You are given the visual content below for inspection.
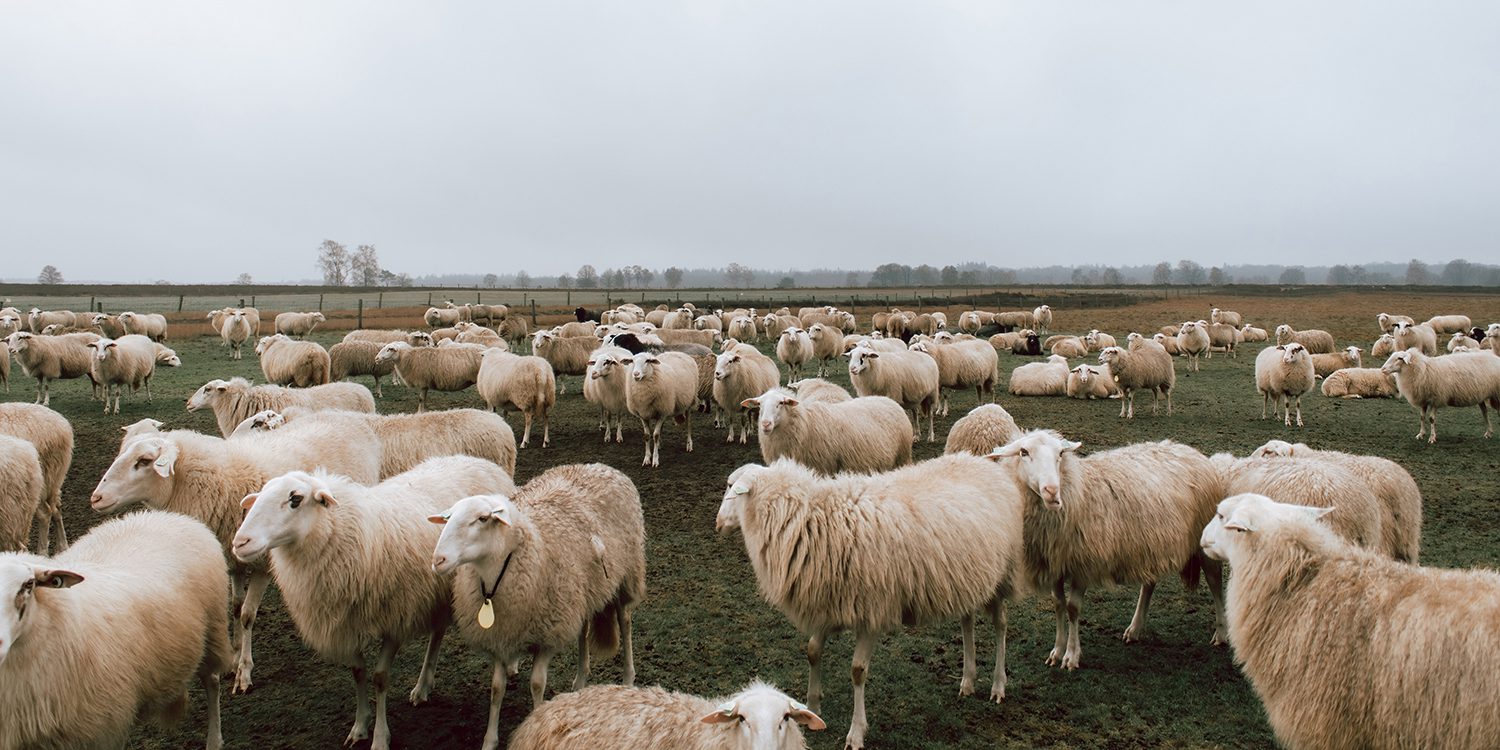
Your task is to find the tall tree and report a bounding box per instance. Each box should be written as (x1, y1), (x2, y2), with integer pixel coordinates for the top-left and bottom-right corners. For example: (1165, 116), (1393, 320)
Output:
(724, 263), (754, 288)
(482, 273), (499, 288)
(1208, 266), (1227, 285)
(912, 264), (938, 285)
(663, 266), (684, 288)
(557, 273), (573, 289)
(1278, 267), (1306, 284)
(576, 264), (598, 288)
(317, 240), (349, 286)
(1326, 264), (1354, 284)
(1405, 259), (1431, 285)
(636, 266), (655, 287)
(940, 265), (959, 285)
(845, 270), (863, 286)
(350, 245), (381, 286)
(1101, 267), (1123, 285)
(1441, 258), (1474, 285)
(37, 265), (63, 284)
(1175, 260), (1206, 285)
(514, 270), (531, 288)
(235, 272), (253, 285)
(1151, 262), (1173, 285)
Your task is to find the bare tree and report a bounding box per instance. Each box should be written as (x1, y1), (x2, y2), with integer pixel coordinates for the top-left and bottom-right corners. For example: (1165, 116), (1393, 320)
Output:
(317, 240), (350, 286)
(515, 270), (531, 288)
(483, 273), (499, 288)
(557, 273), (573, 289)
(663, 266), (684, 288)
(724, 262), (755, 288)
(235, 272), (254, 285)
(350, 245), (381, 286)
(37, 265), (64, 284)
(576, 264), (598, 288)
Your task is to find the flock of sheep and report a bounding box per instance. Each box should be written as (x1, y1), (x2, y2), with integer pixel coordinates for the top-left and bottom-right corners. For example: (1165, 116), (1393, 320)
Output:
(1, 296), (1499, 750)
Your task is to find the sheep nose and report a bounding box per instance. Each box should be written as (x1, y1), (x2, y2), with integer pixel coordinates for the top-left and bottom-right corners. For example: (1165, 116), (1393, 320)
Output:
(431, 555), (447, 572)
(1041, 484), (1059, 500)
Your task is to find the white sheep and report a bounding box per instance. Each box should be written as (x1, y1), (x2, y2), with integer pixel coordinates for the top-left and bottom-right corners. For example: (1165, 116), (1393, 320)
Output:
(1199, 493), (1500, 750)
(1392, 320), (1439, 356)
(1255, 342), (1316, 427)
(1209, 307), (1242, 327)
(1448, 331), (1483, 352)
(0, 403), (72, 554)
(0, 436), (43, 552)
(268, 406), (518, 478)
(986, 430), (1226, 668)
(532, 330), (596, 393)
(221, 310), (253, 359)
(1371, 332), (1397, 359)
(1204, 322), (1238, 357)
(1274, 324), (1336, 354)
(0, 512), (231, 750)
(942, 403), (1022, 457)
(694, 314), (724, 333)
(4, 331), (95, 405)
(847, 345), (941, 442)
(477, 349), (556, 448)
(343, 328), (433, 347)
(256, 334), (331, 387)
(233, 457), (515, 750)
(1175, 321), (1210, 371)
(1048, 336), (1089, 359)
(26, 308), (73, 333)
(714, 348), (781, 444)
(716, 456), (1025, 749)
(1239, 324), (1267, 342)
(455, 322), (510, 349)
(1098, 345), (1176, 418)
(86, 334), (159, 414)
(1309, 345), (1362, 378)
(187, 376), (376, 438)
(1214, 452), (1396, 558)
(626, 351), (699, 467)
(1007, 354), (1069, 397)
(1032, 304), (1053, 334)
(376, 341), (483, 411)
(1484, 323), (1499, 353)
(1065, 364), (1119, 400)
(1083, 330), (1116, 352)
(584, 346), (633, 443)
(726, 315), (758, 342)
(1380, 349), (1500, 442)
(805, 323), (844, 378)
(775, 327), (814, 380)
(1424, 313), (1472, 334)
(1377, 312), (1414, 333)
(328, 340), (399, 397)
(508, 681), (826, 750)
(1320, 367), (1399, 398)
(424, 306), (464, 327)
(909, 338), (999, 416)
(1151, 332), (1181, 355)
(994, 309), (1035, 330)
(556, 321), (597, 338)
(429, 463), (647, 750)
(743, 388), (911, 474)
(117, 311), (169, 341)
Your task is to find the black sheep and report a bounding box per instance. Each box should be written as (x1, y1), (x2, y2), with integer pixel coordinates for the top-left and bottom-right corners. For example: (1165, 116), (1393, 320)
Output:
(575, 306), (602, 323)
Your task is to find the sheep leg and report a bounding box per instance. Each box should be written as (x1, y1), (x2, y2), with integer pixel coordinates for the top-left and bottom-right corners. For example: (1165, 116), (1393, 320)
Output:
(617, 601), (635, 686)
(1164, 386), (1173, 415)
(370, 637), (399, 750)
(988, 598), (1008, 703)
(573, 625), (591, 691)
(845, 631), (877, 750)
(199, 658), (224, 750)
(959, 613), (977, 696)
(1046, 578), (1068, 666)
(520, 412), (532, 449)
(1261, 389), (1270, 419)
(613, 415), (624, 444)
(1482, 401), (1494, 439)
(1293, 395), (1304, 427)
(639, 418), (652, 466)
(530, 646), (555, 707)
(1426, 406), (1438, 444)
(1204, 558), (1228, 646)
(806, 630), (828, 712)
(542, 409), (551, 448)
(1122, 582), (1155, 642)
(1062, 583), (1085, 669)
(232, 570), (271, 694)
(683, 410), (693, 453)
(409, 623), (447, 705)
(343, 652), (372, 746)
(46, 502), (67, 554)
(481, 659), (508, 750)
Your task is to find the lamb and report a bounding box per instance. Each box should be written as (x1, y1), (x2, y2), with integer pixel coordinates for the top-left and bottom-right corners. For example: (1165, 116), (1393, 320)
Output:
(1391, 321), (1439, 356)
(428, 464), (647, 750)
(508, 681), (825, 750)
(1377, 312), (1414, 333)
(269, 407), (517, 478)
(625, 351), (699, 467)
(805, 323), (844, 377)
(1098, 345), (1175, 418)
(1198, 493), (1500, 750)
(1032, 304), (1053, 334)
(1209, 307), (1242, 327)
(1255, 343), (1316, 427)
(1239, 324), (1267, 342)
(256, 334), (331, 387)
(187, 376), (376, 437)
(715, 456), (1025, 749)
(1371, 333), (1397, 358)
(425, 306), (464, 327)
(584, 347), (633, 444)
(0, 436), (42, 552)
(477, 349), (556, 448)
(0, 403), (74, 554)
(375, 341), (483, 411)
(0, 512), (231, 750)
(1204, 322), (1238, 357)
(1007, 354), (1069, 397)
(4, 331), (95, 405)
(776, 327), (814, 380)
(273, 311), (325, 338)
(233, 457), (515, 750)
(1424, 314), (1473, 334)
(88, 334), (160, 414)
(1448, 331), (1483, 352)
(847, 344), (941, 441)
(943, 403), (1022, 457)
(532, 330), (596, 393)
(909, 337), (998, 416)
(1309, 345), (1363, 378)
(1175, 321), (1211, 371)
(1320, 367), (1399, 398)
(1274, 323), (1336, 354)
(743, 388), (911, 474)
(117, 311), (169, 341)
(714, 348), (781, 444)
(1065, 364), (1118, 400)
(986, 430), (1226, 668)
(1048, 336), (1089, 358)
(1380, 349), (1500, 443)
(90, 419), (381, 694)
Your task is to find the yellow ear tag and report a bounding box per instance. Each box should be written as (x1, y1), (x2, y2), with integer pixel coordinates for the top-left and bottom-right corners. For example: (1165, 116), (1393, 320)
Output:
(478, 599), (495, 629)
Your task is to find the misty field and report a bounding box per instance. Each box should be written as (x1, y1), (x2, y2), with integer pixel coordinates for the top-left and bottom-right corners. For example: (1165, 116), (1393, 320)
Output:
(6, 289), (1498, 749)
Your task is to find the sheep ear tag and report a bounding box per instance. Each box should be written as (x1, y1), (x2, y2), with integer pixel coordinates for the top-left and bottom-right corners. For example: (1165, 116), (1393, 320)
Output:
(477, 600), (495, 629)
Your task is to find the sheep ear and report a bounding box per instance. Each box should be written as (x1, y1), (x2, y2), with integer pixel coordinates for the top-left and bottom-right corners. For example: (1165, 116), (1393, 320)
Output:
(35, 569), (84, 589)
(1060, 439), (1082, 453)
(486, 507), (511, 526)
(314, 488), (338, 507)
(782, 398), (799, 407)
(1223, 518), (1255, 533)
(152, 442), (179, 477)
(240, 493), (259, 509)
(427, 512), (451, 525)
(730, 481), (751, 495)
(740, 397), (760, 409)
(1298, 505), (1335, 522)
(865, 351), (880, 358)
(700, 701), (738, 724)
(985, 444), (1021, 460)
(789, 701), (827, 730)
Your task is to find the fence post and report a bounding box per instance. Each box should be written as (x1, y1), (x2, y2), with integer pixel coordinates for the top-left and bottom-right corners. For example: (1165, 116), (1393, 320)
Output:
(530, 300), (538, 325)
(90, 296), (95, 313)
(427, 292), (432, 307)
(566, 291), (571, 306)
(177, 295), (184, 312)
(251, 295), (256, 307)
(476, 291), (481, 304)
(378, 292), (383, 309)
(318, 294), (324, 311)
(357, 299), (364, 329)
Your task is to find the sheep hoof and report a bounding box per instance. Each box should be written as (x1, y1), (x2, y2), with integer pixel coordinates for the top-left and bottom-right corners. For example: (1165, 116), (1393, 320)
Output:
(1211, 631), (1228, 647)
(344, 726), (369, 746)
(1122, 626), (1146, 643)
(990, 684), (1006, 703)
(958, 679), (974, 697)
(1045, 649), (1061, 666)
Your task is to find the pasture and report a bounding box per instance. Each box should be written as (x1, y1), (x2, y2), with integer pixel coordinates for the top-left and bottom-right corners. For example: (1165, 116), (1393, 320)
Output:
(5, 289), (1499, 749)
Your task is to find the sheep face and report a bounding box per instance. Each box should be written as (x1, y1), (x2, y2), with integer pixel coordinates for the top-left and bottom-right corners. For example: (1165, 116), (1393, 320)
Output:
(5, 332), (32, 352)
(0, 561), (85, 667)
(587, 353), (626, 381)
(428, 495), (515, 575)
(716, 465), (764, 534)
(1201, 493), (1333, 564)
(233, 471), (333, 563)
(89, 339), (117, 361)
(186, 379), (232, 411)
(629, 353), (662, 382)
(1281, 343), (1308, 364)
(714, 352), (743, 381)
(1380, 350), (1415, 375)
(744, 390), (795, 435)
(699, 683), (827, 743)
(1097, 346), (1124, 367)
(1250, 440), (1297, 458)
(1073, 365), (1093, 384)
(375, 342), (409, 364)
(91, 436), (179, 513)
(986, 431), (1080, 509)
(847, 347), (877, 375)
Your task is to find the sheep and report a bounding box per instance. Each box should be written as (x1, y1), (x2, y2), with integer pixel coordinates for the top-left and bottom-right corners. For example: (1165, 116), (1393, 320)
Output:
(255, 334), (331, 387)
(625, 351), (699, 467)
(758, 313), (787, 339)
(0, 436), (42, 552)
(1274, 323), (1336, 354)
(465, 303), (509, 326)
(1199, 493), (1500, 750)
(233, 457), (515, 750)
(477, 349), (556, 448)
(1377, 312), (1414, 333)
(88, 334), (159, 414)
(214, 309), (252, 359)
(943, 403), (1022, 457)
(4, 331), (95, 406)
(0, 403), (73, 554)
(584, 346), (633, 444)
(909, 337), (998, 416)
(1032, 304), (1053, 334)
(90, 418), (381, 695)
(1082, 330), (1116, 352)
(326, 340), (397, 397)
(425, 306), (464, 327)
(1254, 342), (1316, 427)
(0, 313), (24, 338)
(455, 322), (510, 348)
(573, 305), (603, 323)
(1448, 331), (1482, 352)
(376, 341), (483, 411)
(1424, 314), (1472, 334)
(1175, 321), (1211, 371)
(1249, 439), (1422, 562)
(1391, 320), (1439, 356)
(1486, 324), (1500, 354)
(497, 316), (532, 351)
(271, 407), (518, 478)
(532, 330), (596, 393)
(656, 328), (720, 349)
(1239, 324), (1267, 342)
(508, 681), (825, 750)
(1380, 349), (1500, 443)
(1007, 354), (1069, 397)
(726, 315), (758, 342)
(788, 377), (852, 403)
(994, 309), (1035, 330)
(847, 344), (941, 441)
(743, 388), (911, 474)
(662, 308), (695, 330)
(986, 430), (1225, 668)
(187, 375), (376, 436)
(1048, 336), (1089, 358)
(272, 310), (324, 338)
(1208, 307), (1242, 327)
(116, 311), (169, 341)
(1213, 451), (1394, 558)
(1320, 367), (1399, 398)
(1150, 332), (1181, 355)
(714, 348), (781, 444)
(1204, 322), (1238, 357)
(715, 456), (1025, 749)
(776, 327), (814, 380)
(1065, 364), (1119, 400)
(428, 463), (647, 750)
(1308, 345), (1362, 378)
(0, 511), (231, 750)
(557, 321), (598, 338)
(343, 328), (431, 346)
(1371, 333), (1397, 359)
(1099, 345), (1176, 418)
(694, 314), (724, 333)
(27, 308), (74, 333)
(805, 323), (844, 377)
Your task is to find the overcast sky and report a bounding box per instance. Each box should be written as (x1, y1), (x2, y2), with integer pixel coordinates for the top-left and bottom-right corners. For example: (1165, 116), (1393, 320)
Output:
(2, 1), (1497, 283)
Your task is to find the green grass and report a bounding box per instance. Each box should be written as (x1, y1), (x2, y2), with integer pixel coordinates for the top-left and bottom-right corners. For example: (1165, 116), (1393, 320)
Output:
(6, 292), (1500, 749)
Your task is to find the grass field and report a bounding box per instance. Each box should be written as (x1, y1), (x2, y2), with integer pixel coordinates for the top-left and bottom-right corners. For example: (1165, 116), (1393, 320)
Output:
(5, 290), (1499, 749)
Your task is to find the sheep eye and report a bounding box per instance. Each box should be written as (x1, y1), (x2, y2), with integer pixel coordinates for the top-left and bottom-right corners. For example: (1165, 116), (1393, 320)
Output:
(135, 457), (151, 469)
(1018, 448), (1029, 458)
(288, 493), (302, 508)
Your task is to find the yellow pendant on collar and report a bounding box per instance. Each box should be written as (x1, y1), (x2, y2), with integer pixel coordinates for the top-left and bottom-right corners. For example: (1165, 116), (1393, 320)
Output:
(478, 599), (495, 629)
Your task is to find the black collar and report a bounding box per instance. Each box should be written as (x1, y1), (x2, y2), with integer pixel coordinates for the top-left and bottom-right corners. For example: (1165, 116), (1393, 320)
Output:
(481, 551), (515, 601)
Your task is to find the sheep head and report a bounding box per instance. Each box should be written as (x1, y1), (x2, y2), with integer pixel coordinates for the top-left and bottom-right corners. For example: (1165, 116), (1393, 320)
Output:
(0, 561), (85, 668)
(699, 682), (826, 740)
(428, 495), (517, 575)
(986, 430), (1080, 510)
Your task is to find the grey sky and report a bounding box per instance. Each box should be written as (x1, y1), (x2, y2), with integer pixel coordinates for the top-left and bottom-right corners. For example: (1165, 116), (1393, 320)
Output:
(3, 1), (1497, 283)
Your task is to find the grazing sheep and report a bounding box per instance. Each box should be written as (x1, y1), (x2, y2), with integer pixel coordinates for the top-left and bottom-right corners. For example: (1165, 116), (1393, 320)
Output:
(1199, 493), (1500, 750)
(1065, 364), (1118, 400)
(1424, 314), (1472, 334)
(532, 330), (596, 394)
(847, 345), (941, 441)
(88, 335), (160, 414)
(255, 334), (331, 387)
(910, 338), (998, 416)
(4, 331), (95, 406)
(943, 403), (1022, 457)
(0, 512), (231, 750)
(376, 341), (483, 411)
(1175, 321), (1210, 371)
(0, 436), (43, 552)
(328, 340), (398, 397)
(1274, 324), (1336, 354)
(1204, 322), (1238, 357)
(626, 351), (699, 467)
(343, 329), (431, 347)
(115, 311), (169, 341)
(429, 464), (647, 750)
(1032, 304), (1053, 334)
(776, 327), (814, 381)
(1448, 331), (1482, 352)
(1309, 345), (1363, 378)
(1239, 324), (1267, 342)
(1209, 307), (1242, 327)
(498, 317), (532, 351)
(805, 323), (844, 378)
(233, 457), (515, 750)
(1380, 349), (1500, 443)
(716, 456), (1025, 749)
(1255, 343), (1316, 427)
(1008, 354), (1069, 397)
(477, 349), (556, 448)
(1391, 321), (1439, 356)
(465, 303), (509, 326)
(1371, 333), (1397, 359)
(1048, 336), (1089, 359)
(744, 388), (911, 474)
(508, 681), (825, 750)
(186, 377), (376, 437)
(986, 431), (1225, 668)
(1377, 312), (1414, 333)
(584, 347), (633, 444)
(1098, 345), (1176, 418)
(425, 306), (464, 327)
(1320, 367), (1399, 398)
(1214, 454), (1393, 559)
(0, 403), (73, 554)
(714, 349), (781, 444)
